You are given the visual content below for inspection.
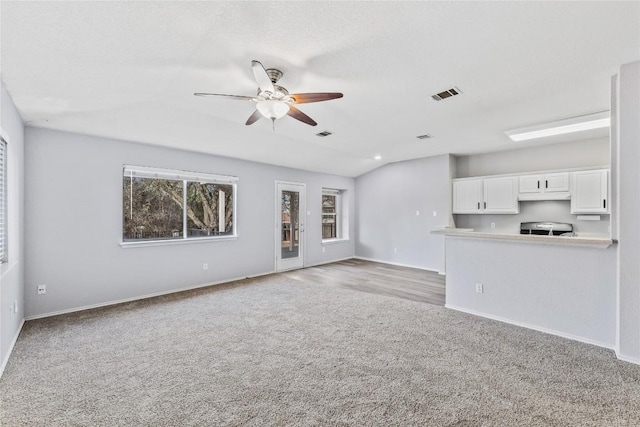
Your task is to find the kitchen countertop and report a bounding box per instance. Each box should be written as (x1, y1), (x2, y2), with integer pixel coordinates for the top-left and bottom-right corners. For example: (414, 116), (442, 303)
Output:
(432, 227), (614, 248)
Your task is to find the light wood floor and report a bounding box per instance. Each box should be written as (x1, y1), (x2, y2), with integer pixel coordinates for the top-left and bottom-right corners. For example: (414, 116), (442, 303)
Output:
(283, 258), (446, 306)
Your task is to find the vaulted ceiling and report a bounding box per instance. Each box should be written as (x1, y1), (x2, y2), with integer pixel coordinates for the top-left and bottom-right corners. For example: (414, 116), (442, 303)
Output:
(1, 1), (639, 177)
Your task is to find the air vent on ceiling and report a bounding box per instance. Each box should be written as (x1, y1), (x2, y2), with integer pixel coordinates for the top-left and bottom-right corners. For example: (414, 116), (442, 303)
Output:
(316, 130), (333, 137)
(431, 86), (462, 101)
(416, 134), (433, 140)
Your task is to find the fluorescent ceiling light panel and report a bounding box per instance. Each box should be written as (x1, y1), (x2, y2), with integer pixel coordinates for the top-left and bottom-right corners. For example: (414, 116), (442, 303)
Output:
(505, 111), (610, 142)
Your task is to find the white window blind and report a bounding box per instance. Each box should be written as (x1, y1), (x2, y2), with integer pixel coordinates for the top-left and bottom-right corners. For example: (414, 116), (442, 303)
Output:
(123, 165), (238, 184)
(0, 138), (7, 263)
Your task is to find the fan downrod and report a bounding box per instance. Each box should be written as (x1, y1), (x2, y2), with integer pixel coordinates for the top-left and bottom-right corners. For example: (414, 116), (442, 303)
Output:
(265, 68), (283, 84)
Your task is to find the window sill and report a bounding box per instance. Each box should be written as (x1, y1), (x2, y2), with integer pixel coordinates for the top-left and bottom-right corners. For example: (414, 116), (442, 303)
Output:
(322, 238), (350, 245)
(120, 235), (237, 249)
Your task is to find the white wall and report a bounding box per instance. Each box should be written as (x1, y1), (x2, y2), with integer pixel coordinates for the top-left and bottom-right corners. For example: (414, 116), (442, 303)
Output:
(615, 61), (640, 363)
(0, 81), (25, 373)
(456, 137), (610, 178)
(355, 154), (454, 272)
(446, 237), (617, 348)
(24, 127), (355, 318)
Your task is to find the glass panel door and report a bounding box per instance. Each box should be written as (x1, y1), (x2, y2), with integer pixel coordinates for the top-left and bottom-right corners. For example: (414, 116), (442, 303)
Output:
(276, 182), (305, 271)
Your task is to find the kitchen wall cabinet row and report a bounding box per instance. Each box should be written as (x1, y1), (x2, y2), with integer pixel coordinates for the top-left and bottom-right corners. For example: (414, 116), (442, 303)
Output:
(452, 168), (609, 215)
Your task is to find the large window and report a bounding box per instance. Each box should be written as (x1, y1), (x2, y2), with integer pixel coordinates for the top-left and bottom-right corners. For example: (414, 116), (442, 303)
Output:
(123, 166), (237, 243)
(0, 138), (7, 263)
(322, 189), (341, 240)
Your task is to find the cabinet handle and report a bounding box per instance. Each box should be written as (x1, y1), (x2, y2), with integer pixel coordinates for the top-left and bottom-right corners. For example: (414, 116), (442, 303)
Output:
(603, 199), (606, 209)
(537, 181), (540, 189)
(545, 180), (548, 189)
(484, 201), (487, 209)
(477, 202), (480, 210)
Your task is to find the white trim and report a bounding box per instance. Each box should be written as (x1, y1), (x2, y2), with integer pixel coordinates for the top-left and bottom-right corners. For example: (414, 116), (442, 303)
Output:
(354, 256), (441, 273)
(445, 304), (615, 351)
(321, 238), (350, 245)
(303, 256), (355, 268)
(614, 351), (640, 365)
(25, 270), (275, 321)
(0, 318), (24, 379)
(123, 165), (238, 183)
(120, 235), (237, 248)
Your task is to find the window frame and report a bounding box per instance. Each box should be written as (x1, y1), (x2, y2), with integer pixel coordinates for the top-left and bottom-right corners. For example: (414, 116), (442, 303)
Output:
(121, 165), (238, 248)
(321, 188), (342, 242)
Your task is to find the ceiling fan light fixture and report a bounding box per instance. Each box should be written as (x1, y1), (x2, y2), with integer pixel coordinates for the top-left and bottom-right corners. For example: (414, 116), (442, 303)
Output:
(256, 100), (290, 120)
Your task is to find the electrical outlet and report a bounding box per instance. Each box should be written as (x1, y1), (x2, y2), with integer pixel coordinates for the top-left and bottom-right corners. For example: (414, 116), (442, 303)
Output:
(433, 211), (437, 217)
(393, 248), (398, 254)
(322, 247), (325, 253)
(203, 263), (208, 271)
(416, 210), (420, 216)
(491, 222), (496, 229)
(37, 285), (46, 295)
(475, 283), (483, 293)
(13, 301), (18, 315)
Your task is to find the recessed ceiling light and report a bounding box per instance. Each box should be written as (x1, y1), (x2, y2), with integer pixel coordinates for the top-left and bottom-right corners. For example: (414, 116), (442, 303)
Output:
(505, 111), (610, 142)
(374, 155), (382, 161)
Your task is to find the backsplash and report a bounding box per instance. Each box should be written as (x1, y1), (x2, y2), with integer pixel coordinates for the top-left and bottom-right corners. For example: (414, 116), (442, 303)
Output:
(454, 200), (610, 235)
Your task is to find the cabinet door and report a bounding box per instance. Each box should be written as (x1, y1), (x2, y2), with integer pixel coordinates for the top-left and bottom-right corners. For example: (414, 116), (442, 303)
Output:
(452, 179), (483, 214)
(484, 176), (519, 214)
(571, 170), (608, 214)
(519, 175), (542, 193)
(544, 172), (570, 192)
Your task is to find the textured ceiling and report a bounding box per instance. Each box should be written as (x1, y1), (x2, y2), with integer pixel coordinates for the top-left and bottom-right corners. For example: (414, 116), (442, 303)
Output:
(1, 1), (639, 177)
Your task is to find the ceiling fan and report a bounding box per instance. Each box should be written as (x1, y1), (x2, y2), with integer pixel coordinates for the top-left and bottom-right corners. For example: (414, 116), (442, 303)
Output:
(195, 60), (343, 129)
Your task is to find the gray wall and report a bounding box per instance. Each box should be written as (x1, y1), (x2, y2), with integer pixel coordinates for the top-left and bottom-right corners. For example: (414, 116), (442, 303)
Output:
(0, 81), (25, 372)
(456, 137), (610, 178)
(446, 237), (616, 348)
(24, 127), (355, 318)
(616, 61), (640, 363)
(454, 138), (611, 235)
(355, 154), (454, 273)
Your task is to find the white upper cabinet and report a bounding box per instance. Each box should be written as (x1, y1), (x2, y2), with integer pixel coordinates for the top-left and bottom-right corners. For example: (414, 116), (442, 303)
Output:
(453, 176), (519, 214)
(483, 176), (519, 214)
(519, 172), (569, 194)
(571, 169), (609, 214)
(453, 178), (483, 213)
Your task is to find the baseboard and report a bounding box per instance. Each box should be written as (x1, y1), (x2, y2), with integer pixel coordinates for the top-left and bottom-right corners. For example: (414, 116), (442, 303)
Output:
(0, 318), (25, 378)
(614, 350), (640, 365)
(445, 304), (615, 351)
(304, 256), (355, 269)
(25, 270), (275, 321)
(354, 256), (441, 274)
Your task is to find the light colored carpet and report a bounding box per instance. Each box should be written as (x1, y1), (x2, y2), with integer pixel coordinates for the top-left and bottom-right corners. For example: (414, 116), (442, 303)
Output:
(1, 273), (639, 426)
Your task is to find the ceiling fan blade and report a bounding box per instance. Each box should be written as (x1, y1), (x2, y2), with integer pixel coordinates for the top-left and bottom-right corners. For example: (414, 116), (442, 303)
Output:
(194, 93), (254, 100)
(251, 60), (275, 93)
(290, 93), (344, 104)
(245, 110), (262, 126)
(287, 106), (317, 126)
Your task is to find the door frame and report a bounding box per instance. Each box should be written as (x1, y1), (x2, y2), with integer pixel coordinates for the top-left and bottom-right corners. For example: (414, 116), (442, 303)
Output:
(275, 180), (306, 272)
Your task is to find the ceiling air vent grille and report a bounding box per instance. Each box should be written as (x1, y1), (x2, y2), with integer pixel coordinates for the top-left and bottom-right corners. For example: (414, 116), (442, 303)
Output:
(431, 86), (462, 101)
(416, 134), (433, 140)
(316, 131), (333, 137)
